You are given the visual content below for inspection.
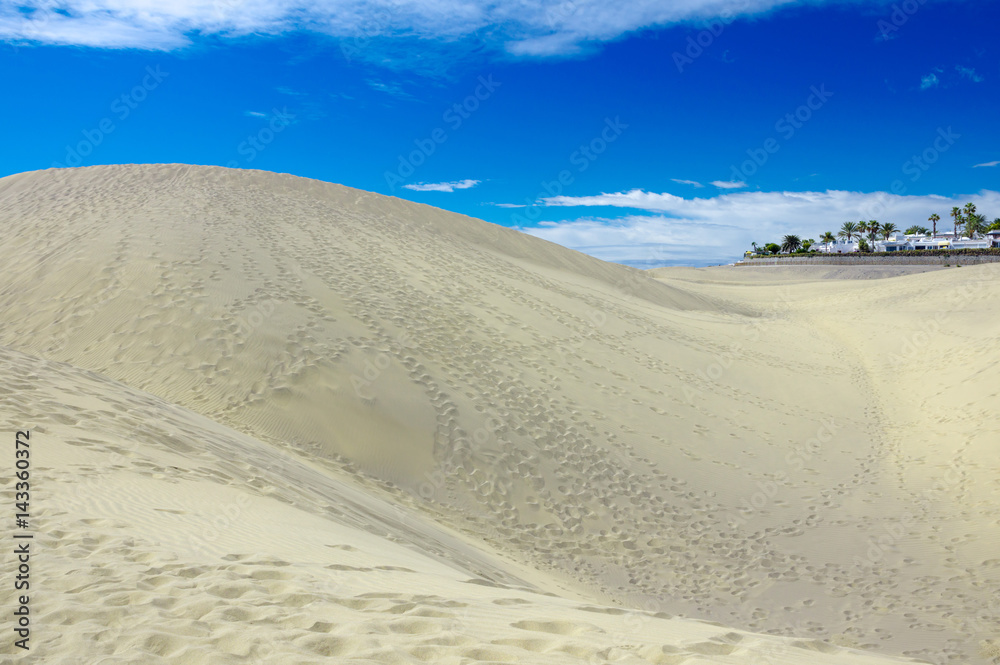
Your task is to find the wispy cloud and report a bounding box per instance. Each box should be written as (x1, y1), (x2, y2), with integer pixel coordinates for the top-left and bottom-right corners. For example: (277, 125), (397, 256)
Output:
(710, 180), (747, 189)
(516, 188), (1000, 265)
(671, 178), (704, 188)
(244, 110), (267, 118)
(973, 161), (999, 168)
(0, 1), (858, 58)
(920, 66), (983, 91)
(404, 179), (480, 192)
(955, 65), (983, 83)
(366, 79), (414, 99)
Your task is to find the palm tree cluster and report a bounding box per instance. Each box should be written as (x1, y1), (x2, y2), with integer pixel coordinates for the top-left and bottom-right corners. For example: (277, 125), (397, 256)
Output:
(748, 204), (998, 255)
(905, 206), (998, 238)
(942, 202), (993, 239)
(828, 220), (898, 250)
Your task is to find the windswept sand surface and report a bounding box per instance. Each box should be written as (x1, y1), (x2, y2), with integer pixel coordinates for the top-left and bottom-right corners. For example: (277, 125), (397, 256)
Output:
(1, 164), (997, 664)
(649, 265), (948, 283)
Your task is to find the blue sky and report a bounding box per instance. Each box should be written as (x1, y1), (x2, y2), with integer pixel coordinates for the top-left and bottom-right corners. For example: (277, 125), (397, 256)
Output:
(2, 1), (998, 266)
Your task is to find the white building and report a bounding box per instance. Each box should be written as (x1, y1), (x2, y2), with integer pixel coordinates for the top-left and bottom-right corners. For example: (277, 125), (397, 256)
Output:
(949, 237), (992, 250)
(813, 239), (859, 253)
(811, 232), (996, 253)
(873, 232), (951, 252)
(780, 229), (998, 254)
(906, 235), (950, 251)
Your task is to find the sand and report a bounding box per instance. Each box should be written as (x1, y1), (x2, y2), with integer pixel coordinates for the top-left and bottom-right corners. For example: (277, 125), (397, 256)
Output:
(0, 164), (996, 664)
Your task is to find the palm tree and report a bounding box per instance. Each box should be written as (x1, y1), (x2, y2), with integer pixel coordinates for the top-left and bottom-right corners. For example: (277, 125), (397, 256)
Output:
(867, 220), (880, 243)
(962, 203), (977, 237)
(838, 221), (859, 242)
(880, 222), (898, 240)
(951, 206), (963, 236)
(781, 234), (802, 253)
(928, 213), (940, 236)
(857, 220), (870, 239)
(964, 213), (987, 239)
(751, 241), (759, 254)
(820, 231), (835, 244)
(905, 225), (930, 235)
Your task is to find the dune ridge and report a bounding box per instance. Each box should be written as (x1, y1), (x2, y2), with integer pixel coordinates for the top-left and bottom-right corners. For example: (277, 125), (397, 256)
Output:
(1, 164), (997, 664)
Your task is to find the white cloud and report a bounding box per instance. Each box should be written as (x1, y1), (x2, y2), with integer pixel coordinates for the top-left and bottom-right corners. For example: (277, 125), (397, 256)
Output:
(244, 110), (267, 118)
(0, 8), (186, 49)
(516, 188), (1000, 266)
(973, 161), (998, 168)
(671, 178), (704, 188)
(710, 180), (747, 189)
(920, 73), (939, 90)
(366, 79), (414, 99)
(403, 179), (480, 192)
(520, 214), (743, 266)
(0, 1), (849, 56)
(955, 65), (983, 83)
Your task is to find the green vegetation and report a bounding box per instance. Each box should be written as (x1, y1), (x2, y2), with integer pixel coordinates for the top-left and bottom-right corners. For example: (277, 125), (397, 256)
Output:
(838, 221), (858, 242)
(745, 247), (1000, 259)
(863, 220), (881, 244)
(781, 235), (802, 253)
(951, 206), (963, 236)
(965, 213), (988, 239)
(747, 202), (996, 257)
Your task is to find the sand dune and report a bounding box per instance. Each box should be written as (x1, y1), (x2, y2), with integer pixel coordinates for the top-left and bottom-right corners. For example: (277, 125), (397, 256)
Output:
(1, 164), (997, 664)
